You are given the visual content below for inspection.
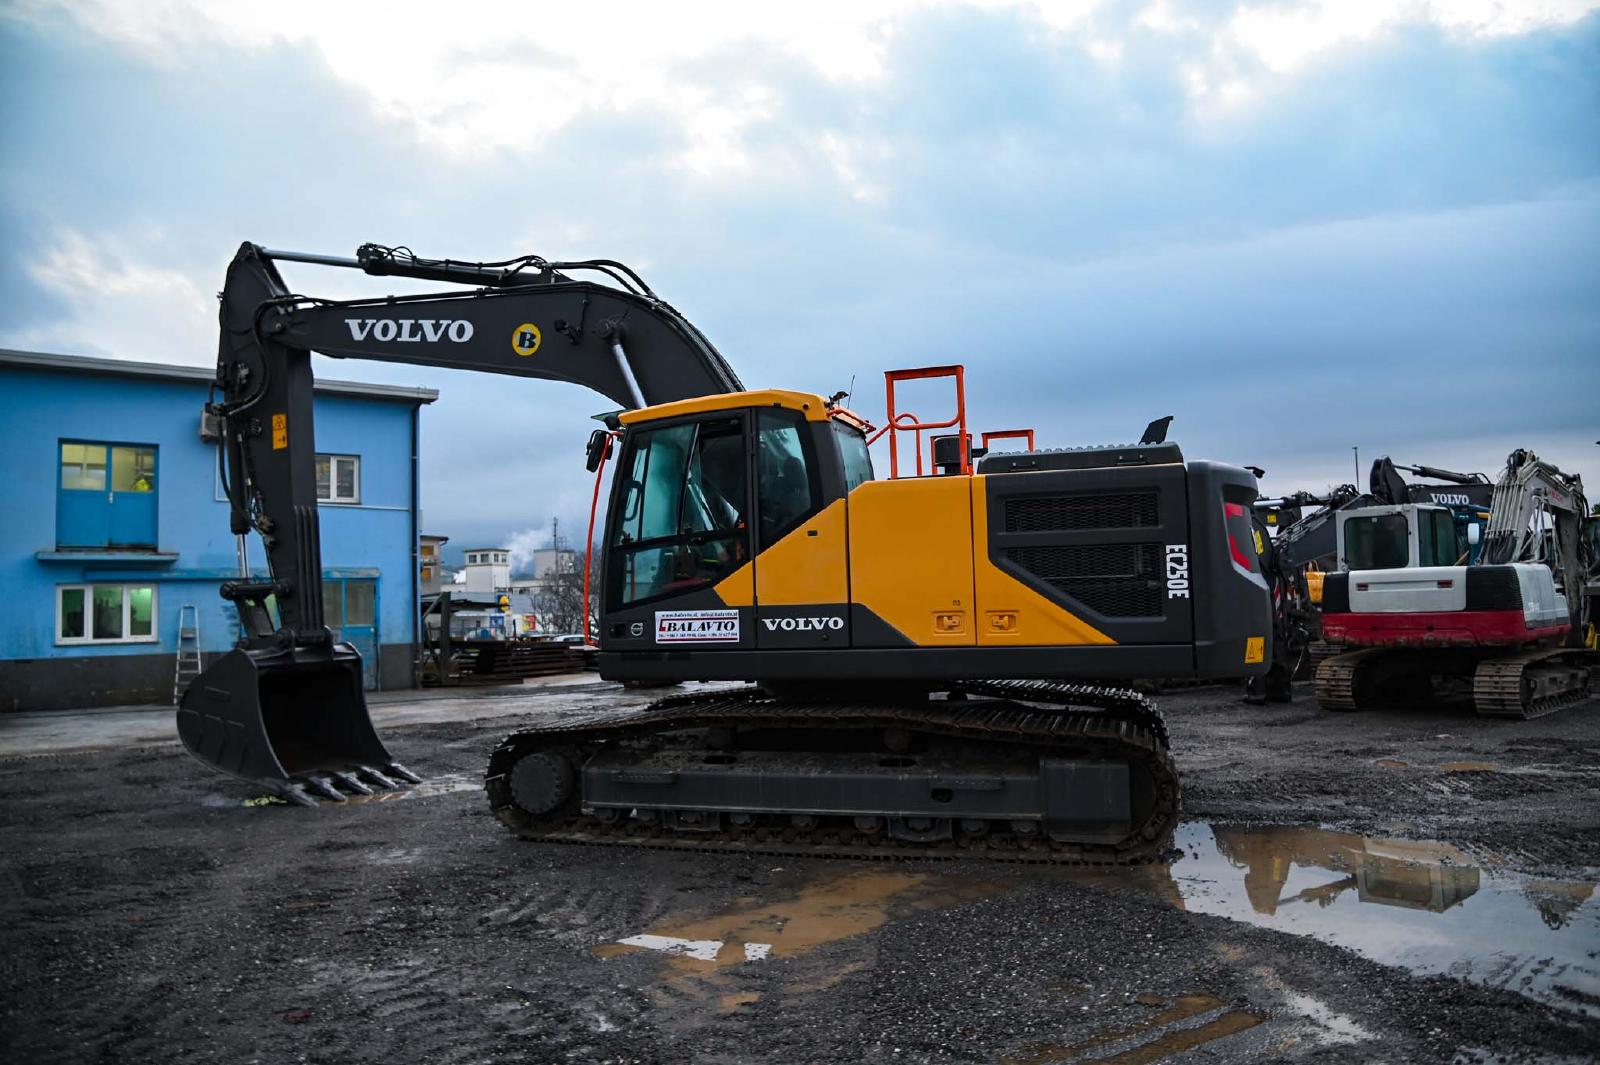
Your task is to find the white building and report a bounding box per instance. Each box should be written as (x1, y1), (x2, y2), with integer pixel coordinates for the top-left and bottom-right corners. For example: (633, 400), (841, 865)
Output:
(461, 547), (511, 596)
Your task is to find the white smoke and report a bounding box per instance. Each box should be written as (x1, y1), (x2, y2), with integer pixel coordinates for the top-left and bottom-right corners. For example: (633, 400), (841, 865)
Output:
(505, 526), (550, 575)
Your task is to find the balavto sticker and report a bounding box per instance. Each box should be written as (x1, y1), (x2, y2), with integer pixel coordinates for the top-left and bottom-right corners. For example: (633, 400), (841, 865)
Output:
(655, 609), (740, 643)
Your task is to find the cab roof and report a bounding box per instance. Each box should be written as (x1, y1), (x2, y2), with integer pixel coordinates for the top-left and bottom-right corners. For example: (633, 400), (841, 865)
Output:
(620, 389), (832, 426)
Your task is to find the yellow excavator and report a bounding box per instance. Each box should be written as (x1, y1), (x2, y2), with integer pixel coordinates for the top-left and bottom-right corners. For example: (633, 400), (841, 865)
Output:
(178, 242), (1271, 862)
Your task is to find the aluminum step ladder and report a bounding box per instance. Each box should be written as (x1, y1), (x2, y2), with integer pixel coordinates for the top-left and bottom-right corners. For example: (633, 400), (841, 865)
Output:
(173, 604), (202, 704)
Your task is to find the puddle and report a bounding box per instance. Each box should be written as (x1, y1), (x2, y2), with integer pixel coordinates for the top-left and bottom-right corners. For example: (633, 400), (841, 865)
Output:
(1174, 823), (1600, 1016)
(1003, 993), (1265, 1064)
(592, 824), (1599, 1022)
(598, 869), (1004, 973)
(1374, 758), (1408, 768)
(1440, 761), (1498, 773)
(201, 772), (479, 809)
(597, 869), (1005, 1011)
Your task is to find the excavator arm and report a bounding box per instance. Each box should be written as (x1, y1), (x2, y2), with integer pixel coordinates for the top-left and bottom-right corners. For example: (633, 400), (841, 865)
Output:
(183, 242), (743, 802)
(212, 242), (741, 640)
(1480, 449), (1591, 639)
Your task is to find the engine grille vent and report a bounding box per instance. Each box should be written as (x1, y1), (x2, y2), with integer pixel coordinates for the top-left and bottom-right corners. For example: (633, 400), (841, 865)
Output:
(1004, 492), (1158, 533)
(1006, 543), (1163, 618)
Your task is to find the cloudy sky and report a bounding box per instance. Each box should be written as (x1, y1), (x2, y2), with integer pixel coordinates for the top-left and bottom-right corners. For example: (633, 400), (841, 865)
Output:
(3, 0), (1596, 565)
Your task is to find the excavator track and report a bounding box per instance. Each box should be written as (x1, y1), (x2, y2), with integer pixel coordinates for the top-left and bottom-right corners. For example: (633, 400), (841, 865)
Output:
(1473, 649), (1597, 719)
(1317, 645), (1597, 719)
(1314, 648), (1395, 712)
(485, 681), (1178, 865)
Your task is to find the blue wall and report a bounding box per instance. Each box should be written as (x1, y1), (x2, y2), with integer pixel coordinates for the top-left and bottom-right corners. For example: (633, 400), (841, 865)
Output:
(0, 360), (427, 706)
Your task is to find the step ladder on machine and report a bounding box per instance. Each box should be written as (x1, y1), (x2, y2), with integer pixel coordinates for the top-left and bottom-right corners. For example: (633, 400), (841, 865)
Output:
(174, 604), (202, 703)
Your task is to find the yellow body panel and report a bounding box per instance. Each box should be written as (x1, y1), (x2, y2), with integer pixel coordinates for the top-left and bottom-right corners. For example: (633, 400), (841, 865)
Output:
(970, 476), (1114, 646)
(712, 557), (755, 608)
(619, 389), (831, 426)
(756, 499), (850, 605)
(847, 477), (975, 645)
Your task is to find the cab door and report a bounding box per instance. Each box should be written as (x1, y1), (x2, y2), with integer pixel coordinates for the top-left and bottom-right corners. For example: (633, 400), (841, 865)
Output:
(752, 409), (851, 648)
(602, 414), (757, 651)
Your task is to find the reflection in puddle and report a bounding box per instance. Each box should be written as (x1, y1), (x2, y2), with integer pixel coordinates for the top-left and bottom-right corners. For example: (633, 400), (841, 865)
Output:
(597, 870), (1005, 1011)
(599, 870), (1003, 972)
(1209, 826), (1480, 915)
(1176, 823), (1600, 1016)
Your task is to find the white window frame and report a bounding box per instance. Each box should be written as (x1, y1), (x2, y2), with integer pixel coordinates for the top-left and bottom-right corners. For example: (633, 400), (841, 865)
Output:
(55, 584), (159, 645)
(316, 453), (361, 505)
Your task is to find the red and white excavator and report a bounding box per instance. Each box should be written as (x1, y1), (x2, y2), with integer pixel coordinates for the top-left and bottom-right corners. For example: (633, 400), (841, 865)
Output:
(1315, 449), (1597, 718)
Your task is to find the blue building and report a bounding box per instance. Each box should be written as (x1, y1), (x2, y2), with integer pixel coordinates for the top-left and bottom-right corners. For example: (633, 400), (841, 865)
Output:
(0, 349), (437, 711)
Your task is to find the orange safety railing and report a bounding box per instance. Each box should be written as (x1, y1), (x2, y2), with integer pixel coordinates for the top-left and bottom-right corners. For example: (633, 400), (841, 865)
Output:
(872, 365), (969, 479)
(867, 411), (933, 477)
(980, 429), (1036, 452)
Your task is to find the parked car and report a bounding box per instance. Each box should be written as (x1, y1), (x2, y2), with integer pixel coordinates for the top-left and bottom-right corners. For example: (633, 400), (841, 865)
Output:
(549, 633), (600, 669)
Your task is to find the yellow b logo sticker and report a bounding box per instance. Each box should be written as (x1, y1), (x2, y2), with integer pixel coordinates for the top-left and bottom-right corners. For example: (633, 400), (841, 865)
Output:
(512, 323), (542, 357)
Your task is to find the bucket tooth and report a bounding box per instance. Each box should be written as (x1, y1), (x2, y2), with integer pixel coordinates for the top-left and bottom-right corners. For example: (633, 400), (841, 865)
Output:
(332, 770), (374, 796)
(277, 782), (319, 808)
(386, 762), (422, 785)
(359, 766), (400, 790)
(306, 776), (346, 802)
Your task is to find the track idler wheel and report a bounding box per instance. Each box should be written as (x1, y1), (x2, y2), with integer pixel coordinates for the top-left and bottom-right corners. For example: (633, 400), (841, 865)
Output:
(508, 749), (577, 817)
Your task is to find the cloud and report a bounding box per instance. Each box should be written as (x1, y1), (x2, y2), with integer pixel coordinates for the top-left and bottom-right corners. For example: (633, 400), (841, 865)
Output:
(0, 226), (215, 363)
(8, 0), (1596, 163)
(1, 2), (1596, 543)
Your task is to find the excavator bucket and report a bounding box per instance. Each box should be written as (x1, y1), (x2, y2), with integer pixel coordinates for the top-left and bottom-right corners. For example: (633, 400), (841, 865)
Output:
(176, 644), (419, 806)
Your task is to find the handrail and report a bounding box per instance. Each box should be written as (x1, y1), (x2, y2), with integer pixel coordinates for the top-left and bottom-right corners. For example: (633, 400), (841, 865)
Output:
(980, 428), (1035, 452)
(881, 365), (969, 478)
(868, 411), (932, 476)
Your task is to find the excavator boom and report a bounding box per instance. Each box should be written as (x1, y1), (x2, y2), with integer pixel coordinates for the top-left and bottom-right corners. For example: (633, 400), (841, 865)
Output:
(181, 242), (743, 803)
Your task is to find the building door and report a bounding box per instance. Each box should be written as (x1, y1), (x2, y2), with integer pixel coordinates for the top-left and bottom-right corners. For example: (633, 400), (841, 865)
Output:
(323, 578), (380, 690)
(58, 442), (158, 549)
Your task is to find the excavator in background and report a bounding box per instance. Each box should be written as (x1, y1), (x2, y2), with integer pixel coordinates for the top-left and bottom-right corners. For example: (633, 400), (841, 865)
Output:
(178, 241), (1271, 863)
(1316, 449), (1597, 718)
(1245, 459), (1494, 703)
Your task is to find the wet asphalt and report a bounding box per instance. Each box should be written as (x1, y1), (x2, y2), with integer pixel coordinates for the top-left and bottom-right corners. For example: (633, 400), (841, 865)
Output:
(1, 681), (1597, 1063)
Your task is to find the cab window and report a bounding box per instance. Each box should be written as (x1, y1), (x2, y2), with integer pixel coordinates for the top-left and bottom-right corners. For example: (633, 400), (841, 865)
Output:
(756, 410), (819, 550)
(1419, 509), (1460, 567)
(610, 418), (749, 606)
(833, 421), (874, 492)
(1345, 513), (1410, 570)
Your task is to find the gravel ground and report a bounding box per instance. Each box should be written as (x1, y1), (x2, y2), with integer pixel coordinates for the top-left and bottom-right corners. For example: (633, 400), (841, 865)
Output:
(2, 682), (1598, 1064)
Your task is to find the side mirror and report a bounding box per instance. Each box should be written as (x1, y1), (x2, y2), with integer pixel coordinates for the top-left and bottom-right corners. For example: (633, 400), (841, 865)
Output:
(1467, 524), (1481, 546)
(585, 429), (614, 473)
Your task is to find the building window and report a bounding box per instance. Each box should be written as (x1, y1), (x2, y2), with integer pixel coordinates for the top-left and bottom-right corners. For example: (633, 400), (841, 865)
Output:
(58, 441), (159, 549)
(316, 454), (360, 504)
(57, 584), (157, 644)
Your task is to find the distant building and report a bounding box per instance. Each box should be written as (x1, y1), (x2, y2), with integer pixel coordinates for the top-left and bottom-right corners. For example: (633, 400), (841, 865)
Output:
(528, 547), (580, 581)
(420, 534), (449, 595)
(0, 349), (437, 711)
(461, 548), (511, 596)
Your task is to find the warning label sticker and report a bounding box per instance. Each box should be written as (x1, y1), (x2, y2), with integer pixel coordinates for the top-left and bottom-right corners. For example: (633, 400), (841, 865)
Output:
(655, 609), (741, 643)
